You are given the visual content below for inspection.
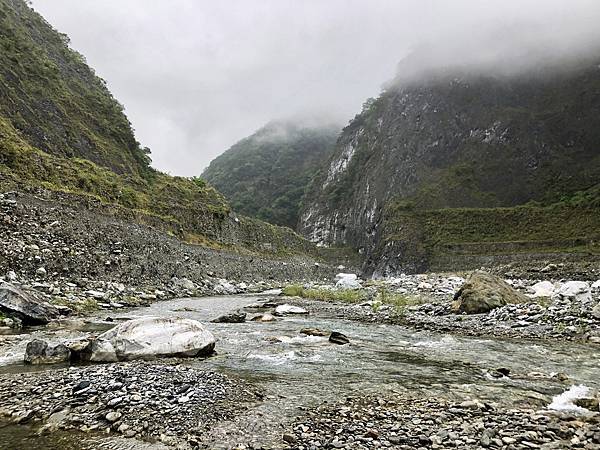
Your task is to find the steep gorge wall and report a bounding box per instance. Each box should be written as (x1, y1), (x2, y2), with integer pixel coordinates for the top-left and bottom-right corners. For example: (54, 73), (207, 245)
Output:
(299, 62), (600, 272)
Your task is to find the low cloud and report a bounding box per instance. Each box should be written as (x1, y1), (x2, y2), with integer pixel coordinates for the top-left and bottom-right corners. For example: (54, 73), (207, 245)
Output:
(30, 0), (600, 175)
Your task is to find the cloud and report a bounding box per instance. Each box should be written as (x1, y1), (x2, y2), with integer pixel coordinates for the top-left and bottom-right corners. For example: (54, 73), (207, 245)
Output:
(30, 0), (600, 175)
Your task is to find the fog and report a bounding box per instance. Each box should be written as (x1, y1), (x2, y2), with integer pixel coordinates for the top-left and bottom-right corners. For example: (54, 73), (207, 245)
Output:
(30, 0), (600, 176)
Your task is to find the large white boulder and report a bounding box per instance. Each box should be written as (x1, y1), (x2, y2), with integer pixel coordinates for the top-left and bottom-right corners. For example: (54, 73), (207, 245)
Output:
(274, 304), (308, 316)
(89, 317), (215, 362)
(528, 281), (556, 298)
(335, 273), (361, 289)
(554, 281), (591, 302)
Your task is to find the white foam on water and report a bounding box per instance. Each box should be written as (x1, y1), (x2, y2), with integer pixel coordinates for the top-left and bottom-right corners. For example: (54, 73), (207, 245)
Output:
(414, 335), (457, 349)
(548, 385), (592, 413)
(276, 335), (325, 345)
(0, 351), (21, 366)
(247, 351), (296, 365)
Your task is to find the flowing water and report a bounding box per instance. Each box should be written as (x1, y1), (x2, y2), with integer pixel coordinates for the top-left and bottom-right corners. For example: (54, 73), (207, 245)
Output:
(0, 294), (599, 449)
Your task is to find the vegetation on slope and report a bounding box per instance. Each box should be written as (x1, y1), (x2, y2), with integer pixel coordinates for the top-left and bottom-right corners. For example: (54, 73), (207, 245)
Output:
(0, 0), (321, 257)
(0, 0), (150, 175)
(202, 121), (339, 229)
(369, 190), (600, 273)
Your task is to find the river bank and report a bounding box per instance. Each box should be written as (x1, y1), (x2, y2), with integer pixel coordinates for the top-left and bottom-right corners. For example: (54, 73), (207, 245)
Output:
(278, 272), (600, 343)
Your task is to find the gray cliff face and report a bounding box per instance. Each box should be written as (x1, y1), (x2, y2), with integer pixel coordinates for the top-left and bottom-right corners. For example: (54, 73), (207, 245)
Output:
(299, 63), (600, 266)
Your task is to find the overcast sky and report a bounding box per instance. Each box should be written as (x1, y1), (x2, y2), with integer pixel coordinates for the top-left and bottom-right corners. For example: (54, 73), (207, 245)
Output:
(30, 0), (600, 176)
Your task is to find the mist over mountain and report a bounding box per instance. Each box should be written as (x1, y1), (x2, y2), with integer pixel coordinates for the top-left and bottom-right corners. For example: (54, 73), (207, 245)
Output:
(299, 52), (600, 273)
(202, 121), (339, 229)
(28, 0), (600, 175)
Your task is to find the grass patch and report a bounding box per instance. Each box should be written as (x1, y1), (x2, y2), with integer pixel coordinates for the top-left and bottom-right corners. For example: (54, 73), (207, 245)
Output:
(51, 297), (99, 315)
(376, 288), (426, 311)
(303, 288), (364, 303)
(282, 283), (425, 313)
(282, 284), (365, 303)
(282, 284), (304, 297)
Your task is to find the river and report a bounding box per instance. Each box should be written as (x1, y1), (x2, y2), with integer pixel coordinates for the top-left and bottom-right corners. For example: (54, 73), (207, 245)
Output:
(0, 294), (598, 448)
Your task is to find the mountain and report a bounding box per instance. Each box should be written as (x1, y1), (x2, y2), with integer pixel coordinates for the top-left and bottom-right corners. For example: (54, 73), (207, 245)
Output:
(0, 0), (149, 175)
(299, 58), (600, 274)
(202, 121), (339, 229)
(0, 0), (323, 258)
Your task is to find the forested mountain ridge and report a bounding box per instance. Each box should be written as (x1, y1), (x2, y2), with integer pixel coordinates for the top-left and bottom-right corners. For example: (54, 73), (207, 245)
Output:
(202, 121), (339, 229)
(0, 0), (150, 175)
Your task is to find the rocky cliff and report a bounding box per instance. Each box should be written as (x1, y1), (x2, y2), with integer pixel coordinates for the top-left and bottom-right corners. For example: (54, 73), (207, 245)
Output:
(202, 121), (339, 229)
(299, 58), (600, 273)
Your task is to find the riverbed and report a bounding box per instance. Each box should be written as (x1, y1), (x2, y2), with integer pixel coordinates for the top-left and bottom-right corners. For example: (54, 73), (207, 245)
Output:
(1, 293), (598, 449)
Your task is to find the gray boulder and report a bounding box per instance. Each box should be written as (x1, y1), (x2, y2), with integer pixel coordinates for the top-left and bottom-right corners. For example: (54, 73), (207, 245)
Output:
(211, 310), (246, 323)
(452, 272), (528, 314)
(24, 339), (70, 365)
(592, 303), (600, 320)
(0, 283), (60, 325)
(329, 331), (350, 345)
(87, 317), (216, 362)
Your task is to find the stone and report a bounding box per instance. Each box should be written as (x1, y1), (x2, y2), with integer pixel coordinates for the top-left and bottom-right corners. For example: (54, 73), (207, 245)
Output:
(211, 310), (246, 323)
(105, 411), (122, 423)
(574, 397), (600, 411)
(87, 317), (216, 362)
(452, 272), (528, 314)
(335, 273), (361, 289)
(72, 380), (91, 395)
(274, 304), (308, 316)
(283, 433), (297, 444)
(528, 281), (555, 298)
(24, 339), (70, 365)
(5, 271), (17, 282)
(36, 267), (47, 278)
(329, 331), (350, 345)
(555, 281), (591, 302)
(0, 283), (60, 325)
(250, 313), (276, 322)
(300, 328), (329, 337)
(593, 303), (600, 320)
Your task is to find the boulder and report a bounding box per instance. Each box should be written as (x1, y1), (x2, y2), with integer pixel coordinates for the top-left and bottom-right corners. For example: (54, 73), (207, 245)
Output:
(250, 313), (276, 322)
(335, 273), (361, 289)
(528, 281), (556, 298)
(452, 272), (528, 314)
(211, 310), (246, 323)
(86, 317), (215, 362)
(592, 303), (600, 320)
(274, 304), (308, 316)
(329, 331), (350, 345)
(0, 283), (60, 325)
(24, 339), (70, 365)
(554, 281), (591, 302)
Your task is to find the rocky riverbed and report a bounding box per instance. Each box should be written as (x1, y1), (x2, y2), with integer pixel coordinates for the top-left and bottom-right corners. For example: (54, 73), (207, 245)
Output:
(0, 190), (338, 314)
(286, 394), (600, 449)
(0, 360), (260, 448)
(280, 272), (600, 343)
(1, 293), (600, 449)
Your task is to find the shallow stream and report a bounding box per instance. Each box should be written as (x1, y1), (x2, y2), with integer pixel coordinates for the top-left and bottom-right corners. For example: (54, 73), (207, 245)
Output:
(1, 294), (598, 448)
